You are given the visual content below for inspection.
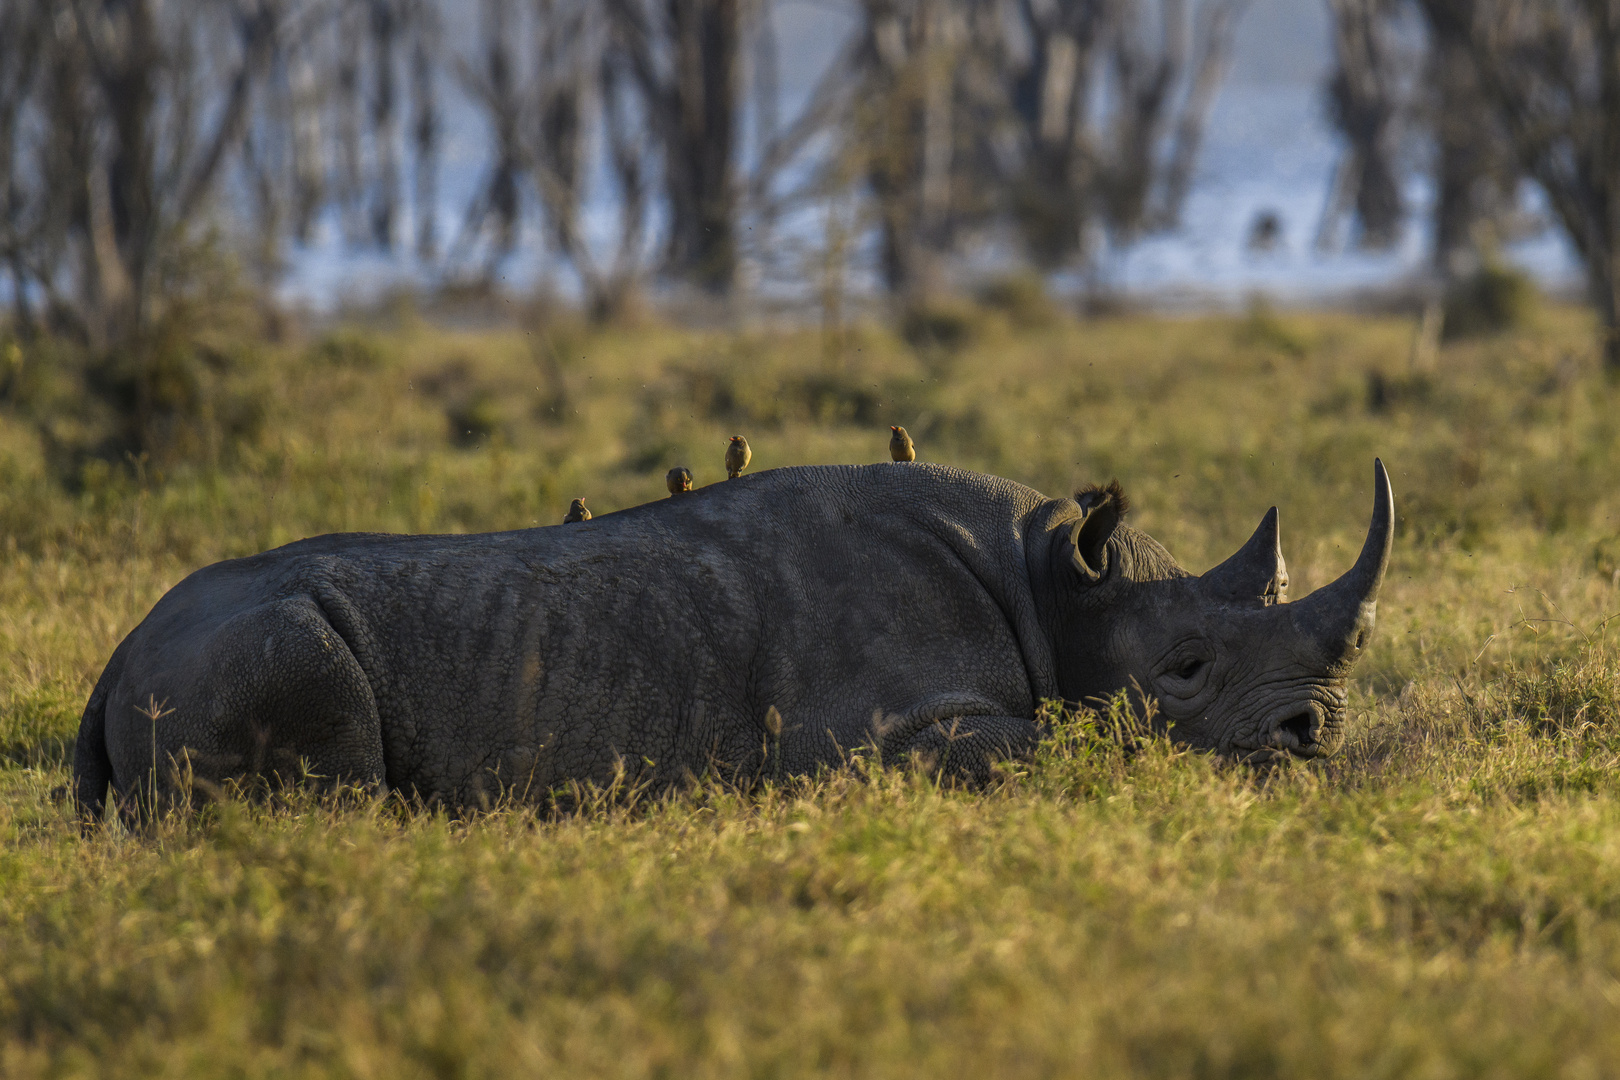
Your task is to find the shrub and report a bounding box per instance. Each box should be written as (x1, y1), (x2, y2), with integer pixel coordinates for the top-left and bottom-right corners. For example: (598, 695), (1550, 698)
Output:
(1234, 296), (1310, 358)
(1443, 262), (1539, 340)
(1364, 369), (1433, 413)
(901, 299), (982, 354)
(310, 329), (387, 369)
(447, 391), (503, 447)
(978, 271), (1062, 329)
(1594, 535), (1620, 585)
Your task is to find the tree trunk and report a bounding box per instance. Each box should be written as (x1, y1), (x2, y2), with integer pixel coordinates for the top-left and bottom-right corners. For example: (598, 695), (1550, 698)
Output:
(1321, 0), (1406, 251)
(100, 0), (161, 337)
(1599, 8), (1620, 374)
(336, 4), (368, 245)
(1600, 257), (1620, 372)
(370, 0), (400, 250)
(665, 0), (740, 294)
(290, 55), (325, 243)
(411, 12), (438, 260)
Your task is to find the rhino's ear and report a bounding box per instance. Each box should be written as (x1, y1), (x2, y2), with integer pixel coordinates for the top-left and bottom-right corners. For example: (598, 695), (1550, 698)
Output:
(1202, 506), (1288, 604)
(1069, 483), (1126, 582)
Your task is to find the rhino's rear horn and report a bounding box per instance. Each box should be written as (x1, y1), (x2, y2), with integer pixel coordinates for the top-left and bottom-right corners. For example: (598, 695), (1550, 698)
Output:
(1202, 506), (1288, 604)
(1290, 459), (1394, 665)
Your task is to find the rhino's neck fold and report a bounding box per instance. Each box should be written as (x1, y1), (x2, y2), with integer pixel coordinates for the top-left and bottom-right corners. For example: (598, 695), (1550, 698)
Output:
(1024, 498), (1092, 705)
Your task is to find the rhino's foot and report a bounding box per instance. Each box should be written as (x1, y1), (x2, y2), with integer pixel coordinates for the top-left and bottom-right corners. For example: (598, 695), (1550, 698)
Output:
(888, 715), (1042, 786)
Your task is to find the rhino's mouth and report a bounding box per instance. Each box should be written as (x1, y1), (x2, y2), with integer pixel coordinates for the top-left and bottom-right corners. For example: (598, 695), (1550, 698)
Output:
(1231, 744), (1315, 765)
(1228, 702), (1336, 763)
(1270, 710), (1322, 755)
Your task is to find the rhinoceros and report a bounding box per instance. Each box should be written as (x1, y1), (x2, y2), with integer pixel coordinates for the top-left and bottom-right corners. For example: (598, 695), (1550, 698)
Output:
(73, 459), (1393, 818)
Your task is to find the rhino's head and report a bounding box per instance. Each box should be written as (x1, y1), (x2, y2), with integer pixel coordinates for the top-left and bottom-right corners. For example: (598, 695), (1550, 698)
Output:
(1048, 460), (1394, 760)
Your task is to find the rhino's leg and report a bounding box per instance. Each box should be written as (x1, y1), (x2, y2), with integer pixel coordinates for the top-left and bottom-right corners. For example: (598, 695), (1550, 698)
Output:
(887, 716), (1041, 786)
(118, 595), (386, 814)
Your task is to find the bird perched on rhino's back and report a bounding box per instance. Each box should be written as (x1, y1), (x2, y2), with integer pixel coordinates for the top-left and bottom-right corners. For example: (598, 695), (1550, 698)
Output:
(889, 426), (915, 462)
(563, 498), (591, 523)
(724, 436), (750, 479)
(72, 459), (1394, 820)
(666, 466), (693, 495)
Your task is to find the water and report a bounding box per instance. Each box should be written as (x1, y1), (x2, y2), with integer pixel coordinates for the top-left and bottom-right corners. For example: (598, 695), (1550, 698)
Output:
(1109, 83), (1580, 308)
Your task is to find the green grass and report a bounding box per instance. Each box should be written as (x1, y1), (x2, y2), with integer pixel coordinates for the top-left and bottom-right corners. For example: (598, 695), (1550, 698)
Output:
(3, 304), (1620, 1076)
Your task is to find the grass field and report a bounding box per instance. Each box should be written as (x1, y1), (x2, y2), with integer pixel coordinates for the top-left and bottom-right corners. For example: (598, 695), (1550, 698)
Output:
(4, 300), (1620, 1076)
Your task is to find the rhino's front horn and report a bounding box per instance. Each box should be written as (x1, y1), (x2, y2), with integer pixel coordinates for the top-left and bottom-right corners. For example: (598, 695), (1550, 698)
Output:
(1289, 459), (1394, 667)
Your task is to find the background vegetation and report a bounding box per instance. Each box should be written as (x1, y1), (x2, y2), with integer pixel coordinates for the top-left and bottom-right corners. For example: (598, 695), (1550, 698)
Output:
(3, 299), (1620, 1075)
(9, 0), (1620, 366)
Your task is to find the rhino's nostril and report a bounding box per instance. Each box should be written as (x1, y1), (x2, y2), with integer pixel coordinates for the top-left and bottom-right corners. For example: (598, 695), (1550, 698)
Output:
(1277, 712), (1315, 747)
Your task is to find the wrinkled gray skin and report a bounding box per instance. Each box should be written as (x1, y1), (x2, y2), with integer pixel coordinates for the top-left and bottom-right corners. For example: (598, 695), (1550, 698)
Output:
(73, 461), (1393, 818)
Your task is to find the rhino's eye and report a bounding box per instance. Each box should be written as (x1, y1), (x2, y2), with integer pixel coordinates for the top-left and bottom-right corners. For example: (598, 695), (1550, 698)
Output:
(1175, 657), (1206, 680)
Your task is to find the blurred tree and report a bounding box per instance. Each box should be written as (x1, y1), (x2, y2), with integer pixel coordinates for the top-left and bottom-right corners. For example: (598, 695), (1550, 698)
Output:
(1319, 0), (1414, 251)
(607, 0), (745, 296)
(456, 0), (525, 276)
(71, 0), (283, 346)
(1320, 0), (1520, 275)
(0, 0), (408, 461)
(1460, 0), (1620, 370)
(534, 0), (589, 273)
(452, 0), (648, 318)
(333, 1), (369, 245)
(806, 0), (1244, 299)
(843, 0), (973, 298)
(1414, 0), (1518, 279)
(410, 0), (441, 260)
(368, 0), (402, 249)
(1334, 0), (1620, 367)
(288, 49), (327, 244)
(0, 1), (49, 336)
(532, 0), (648, 321)
(1001, 0), (1248, 268)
